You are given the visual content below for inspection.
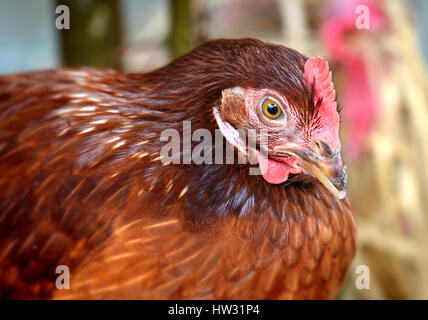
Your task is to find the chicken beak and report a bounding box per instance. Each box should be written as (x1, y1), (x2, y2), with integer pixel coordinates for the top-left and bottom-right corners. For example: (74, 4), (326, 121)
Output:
(273, 146), (347, 200)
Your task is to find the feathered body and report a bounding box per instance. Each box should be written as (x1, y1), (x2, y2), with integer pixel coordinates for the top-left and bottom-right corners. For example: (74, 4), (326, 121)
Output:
(0, 39), (356, 299)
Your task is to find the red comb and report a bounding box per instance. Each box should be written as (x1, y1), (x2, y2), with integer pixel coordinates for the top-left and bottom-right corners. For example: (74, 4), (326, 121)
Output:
(304, 56), (340, 151)
(304, 57), (337, 114)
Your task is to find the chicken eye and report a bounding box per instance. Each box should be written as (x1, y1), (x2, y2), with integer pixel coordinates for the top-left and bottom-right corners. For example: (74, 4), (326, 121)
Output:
(262, 99), (282, 120)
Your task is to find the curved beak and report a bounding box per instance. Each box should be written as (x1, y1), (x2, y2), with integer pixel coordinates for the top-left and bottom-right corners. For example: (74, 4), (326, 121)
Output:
(273, 145), (347, 199)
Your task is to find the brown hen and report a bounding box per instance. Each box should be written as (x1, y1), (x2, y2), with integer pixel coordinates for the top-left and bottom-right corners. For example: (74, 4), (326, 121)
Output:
(0, 38), (356, 299)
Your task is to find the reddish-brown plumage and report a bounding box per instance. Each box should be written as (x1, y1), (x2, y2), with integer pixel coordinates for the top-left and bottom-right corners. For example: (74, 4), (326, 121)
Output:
(0, 38), (356, 299)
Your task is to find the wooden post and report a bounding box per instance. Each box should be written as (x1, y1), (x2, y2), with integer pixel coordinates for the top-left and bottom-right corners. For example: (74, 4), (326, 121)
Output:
(168, 0), (193, 59)
(55, 0), (123, 69)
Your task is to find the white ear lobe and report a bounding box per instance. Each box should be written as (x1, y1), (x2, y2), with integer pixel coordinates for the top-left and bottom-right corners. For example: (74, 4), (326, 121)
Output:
(228, 86), (245, 97)
(213, 107), (247, 156)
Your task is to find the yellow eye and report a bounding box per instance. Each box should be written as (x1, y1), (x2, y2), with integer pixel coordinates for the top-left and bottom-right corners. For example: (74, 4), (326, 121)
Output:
(262, 99), (282, 119)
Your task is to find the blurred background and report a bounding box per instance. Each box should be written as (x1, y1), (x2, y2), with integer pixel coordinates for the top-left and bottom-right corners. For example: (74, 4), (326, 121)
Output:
(0, 0), (427, 299)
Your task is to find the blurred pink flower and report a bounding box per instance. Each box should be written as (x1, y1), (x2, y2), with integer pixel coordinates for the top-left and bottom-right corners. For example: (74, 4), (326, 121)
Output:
(321, 0), (386, 157)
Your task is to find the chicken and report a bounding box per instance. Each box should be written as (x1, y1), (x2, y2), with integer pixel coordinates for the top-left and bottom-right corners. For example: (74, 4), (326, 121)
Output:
(0, 38), (356, 299)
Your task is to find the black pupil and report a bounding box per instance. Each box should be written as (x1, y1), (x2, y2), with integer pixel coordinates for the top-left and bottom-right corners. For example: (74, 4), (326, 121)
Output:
(267, 103), (279, 115)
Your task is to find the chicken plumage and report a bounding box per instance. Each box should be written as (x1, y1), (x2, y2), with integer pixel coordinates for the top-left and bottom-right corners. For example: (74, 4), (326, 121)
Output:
(0, 38), (356, 299)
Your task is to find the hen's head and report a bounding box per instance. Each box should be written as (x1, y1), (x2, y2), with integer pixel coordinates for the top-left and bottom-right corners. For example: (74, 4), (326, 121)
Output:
(149, 39), (347, 199)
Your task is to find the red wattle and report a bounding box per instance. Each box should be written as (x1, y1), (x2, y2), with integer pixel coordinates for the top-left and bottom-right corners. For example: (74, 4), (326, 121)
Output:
(257, 153), (297, 184)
